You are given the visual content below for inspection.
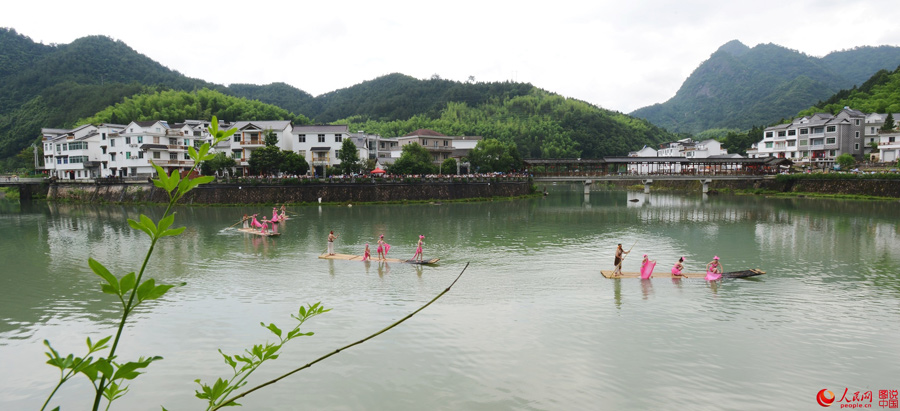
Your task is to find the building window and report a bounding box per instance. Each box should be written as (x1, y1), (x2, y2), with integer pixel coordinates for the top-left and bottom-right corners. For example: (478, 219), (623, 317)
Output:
(787, 130), (796, 136)
(335, 135), (342, 143)
(184, 153), (190, 160)
(830, 150), (837, 156)
(765, 142), (773, 148)
(826, 138), (836, 144)
(765, 131), (773, 138)
(777, 131), (786, 137)
(444, 140), (449, 146)
(318, 134), (325, 143)
(126, 152), (131, 159)
(336, 150), (342, 158)
(169, 153), (177, 160)
(125, 137), (131, 144)
(871, 127), (877, 134)
(787, 141), (796, 147)
(184, 139), (190, 146)
(111, 139), (116, 147)
(800, 129), (808, 135)
(102, 147), (107, 154)
(232, 152), (241, 160)
(298, 150), (306, 158)
(153, 152), (161, 159)
(826, 126), (836, 132)
(110, 153), (116, 161)
(299, 134), (306, 143)
(855, 143), (859, 150)
(233, 134), (240, 143)
(855, 119), (860, 126)
(855, 131), (859, 138)
(138, 151), (144, 159)
(137, 136), (143, 143)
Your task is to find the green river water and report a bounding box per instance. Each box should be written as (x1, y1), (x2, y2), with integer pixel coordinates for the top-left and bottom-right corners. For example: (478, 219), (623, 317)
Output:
(1, 185), (899, 410)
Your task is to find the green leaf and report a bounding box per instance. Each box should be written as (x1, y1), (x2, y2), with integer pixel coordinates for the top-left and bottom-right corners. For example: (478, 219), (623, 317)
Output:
(128, 218), (153, 238)
(136, 278), (155, 302)
(157, 213), (175, 232)
(262, 322), (282, 338)
(120, 272), (136, 294)
(142, 284), (175, 301)
(89, 258), (119, 294)
(139, 214), (159, 237)
(89, 336), (112, 352)
(159, 226), (186, 238)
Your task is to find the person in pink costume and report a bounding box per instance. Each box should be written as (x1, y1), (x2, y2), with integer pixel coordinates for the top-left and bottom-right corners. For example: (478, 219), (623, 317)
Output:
(251, 214), (262, 229)
(260, 217), (270, 234)
(271, 207), (280, 223)
(640, 254), (656, 279)
(671, 257), (686, 276)
(413, 235), (425, 262)
(705, 256), (723, 281)
(363, 243), (371, 261)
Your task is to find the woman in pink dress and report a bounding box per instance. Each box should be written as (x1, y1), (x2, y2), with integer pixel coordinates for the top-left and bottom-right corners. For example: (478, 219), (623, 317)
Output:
(363, 243), (371, 261)
(640, 254), (656, 279)
(377, 235), (386, 260)
(671, 257), (686, 276)
(260, 217), (270, 233)
(413, 235), (424, 262)
(271, 207), (280, 223)
(705, 256), (723, 281)
(251, 214), (262, 229)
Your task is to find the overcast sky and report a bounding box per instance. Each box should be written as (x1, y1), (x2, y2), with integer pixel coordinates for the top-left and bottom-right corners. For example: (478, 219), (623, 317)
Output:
(4, 0), (900, 114)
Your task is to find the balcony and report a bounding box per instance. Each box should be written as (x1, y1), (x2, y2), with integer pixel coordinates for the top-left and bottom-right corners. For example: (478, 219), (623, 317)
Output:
(240, 140), (264, 147)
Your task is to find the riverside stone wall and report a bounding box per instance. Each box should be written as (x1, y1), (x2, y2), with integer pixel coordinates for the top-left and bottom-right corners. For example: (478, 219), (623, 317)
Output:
(47, 180), (533, 204)
(609, 178), (900, 197)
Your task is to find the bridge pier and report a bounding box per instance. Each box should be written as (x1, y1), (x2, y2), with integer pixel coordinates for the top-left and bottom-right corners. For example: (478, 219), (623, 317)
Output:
(641, 179), (653, 194)
(700, 179), (712, 194)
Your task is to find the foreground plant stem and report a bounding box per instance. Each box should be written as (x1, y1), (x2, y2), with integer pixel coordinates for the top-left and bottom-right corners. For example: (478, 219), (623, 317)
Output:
(211, 262), (469, 410)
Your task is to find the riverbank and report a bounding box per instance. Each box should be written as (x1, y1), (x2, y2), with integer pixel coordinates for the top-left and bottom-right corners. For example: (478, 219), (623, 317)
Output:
(47, 178), (535, 204)
(604, 176), (900, 200)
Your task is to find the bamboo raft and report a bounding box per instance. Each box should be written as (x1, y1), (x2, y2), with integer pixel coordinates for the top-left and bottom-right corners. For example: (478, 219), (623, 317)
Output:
(600, 269), (765, 279)
(237, 227), (281, 237)
(318, 253), (440, 265)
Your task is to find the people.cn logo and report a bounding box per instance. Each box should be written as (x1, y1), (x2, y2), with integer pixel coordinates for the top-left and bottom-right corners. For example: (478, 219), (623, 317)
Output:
(817, 389), (836, 407)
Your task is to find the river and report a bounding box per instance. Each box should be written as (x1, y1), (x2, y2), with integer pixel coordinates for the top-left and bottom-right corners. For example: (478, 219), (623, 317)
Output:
(1, 185), (899, 410)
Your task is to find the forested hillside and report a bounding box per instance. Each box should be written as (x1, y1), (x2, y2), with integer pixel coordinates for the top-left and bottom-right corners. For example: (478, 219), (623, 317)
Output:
(78, 89), (310, 126)
(630, 40), (900, 134)
(341, 90), (674, 159)
(1, 28), (675, 171)
(796, 65), (900, 116)
(0, 28), (223, 168)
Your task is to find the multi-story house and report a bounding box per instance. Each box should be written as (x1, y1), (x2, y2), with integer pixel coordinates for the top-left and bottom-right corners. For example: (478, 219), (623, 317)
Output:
(112, 120), (207, 178)
(878, 132), (900, 163)
(396, 129), (455, 165)
(752, 108), (866, 167)
(42, 124), (108, 179)
(292, 124), (362, 176)
(228, 121), (293, 173)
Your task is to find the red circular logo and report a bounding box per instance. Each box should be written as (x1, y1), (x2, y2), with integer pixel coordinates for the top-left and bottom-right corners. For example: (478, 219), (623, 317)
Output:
(817, 389), (835, 407)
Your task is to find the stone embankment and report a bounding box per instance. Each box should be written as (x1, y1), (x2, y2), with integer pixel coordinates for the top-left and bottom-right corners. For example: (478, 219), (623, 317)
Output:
(605, 178), (900, 198)
(47, 179), (533, 204)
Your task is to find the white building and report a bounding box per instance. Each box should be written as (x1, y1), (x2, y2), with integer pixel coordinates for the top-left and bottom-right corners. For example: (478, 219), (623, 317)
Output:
(42, 124), (120, 180)
(226, 121), (293, 173)
(751, 108), (866, 168)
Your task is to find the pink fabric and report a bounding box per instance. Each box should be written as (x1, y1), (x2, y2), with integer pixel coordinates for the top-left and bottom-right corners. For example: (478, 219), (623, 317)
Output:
(705, 271), (722, 281)
(640, 261), (656, 279)
(363, 249), (370, 261)
(251, 217), (262, 228)
(671, 265), (682, 275)
(384, 243), (391, 255)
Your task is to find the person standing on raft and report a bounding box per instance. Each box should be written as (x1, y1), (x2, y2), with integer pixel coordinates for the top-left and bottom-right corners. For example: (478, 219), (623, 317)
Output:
(612, 244), (630, 277)
(327, 231), (338, 255)
(377, 234), (390, 261)
(671, 257), (686, 276)
(640, 254), (656, 279)
(705, 256), (723, 281)
(412, 235), (425, 262)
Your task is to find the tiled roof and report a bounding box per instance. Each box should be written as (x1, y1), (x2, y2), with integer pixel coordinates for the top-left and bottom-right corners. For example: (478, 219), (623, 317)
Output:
(292, 124), (348, 133)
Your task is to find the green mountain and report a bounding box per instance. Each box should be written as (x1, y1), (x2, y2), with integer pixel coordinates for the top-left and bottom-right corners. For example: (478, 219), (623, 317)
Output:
(0, 28), (223, 164)
(797, 64), (900, 116)
(0, 28), (675, 170)
(630, 40), (900, 134)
